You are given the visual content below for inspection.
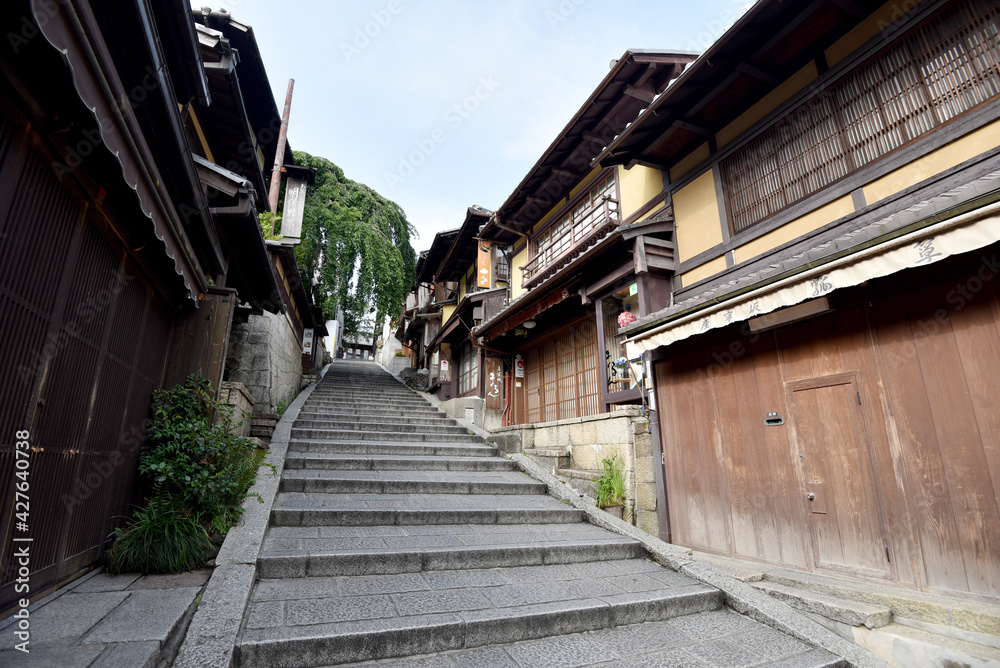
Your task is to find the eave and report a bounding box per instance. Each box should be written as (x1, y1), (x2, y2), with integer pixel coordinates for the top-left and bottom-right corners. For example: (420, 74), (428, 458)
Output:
(481, 50), (696, 245)
(596, 0), (889, 171)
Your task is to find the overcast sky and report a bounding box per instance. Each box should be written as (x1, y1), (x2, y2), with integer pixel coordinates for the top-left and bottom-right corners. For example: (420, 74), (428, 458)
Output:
(208, 1), (752, 249)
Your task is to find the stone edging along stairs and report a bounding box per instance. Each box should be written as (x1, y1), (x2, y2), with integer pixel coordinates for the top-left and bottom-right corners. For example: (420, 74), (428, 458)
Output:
(233, 360), (881, 668)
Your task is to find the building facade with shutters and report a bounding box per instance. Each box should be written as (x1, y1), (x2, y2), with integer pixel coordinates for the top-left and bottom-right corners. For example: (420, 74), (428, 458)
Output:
(0, 0), (291, 612)
(607, 0), (1000, 602)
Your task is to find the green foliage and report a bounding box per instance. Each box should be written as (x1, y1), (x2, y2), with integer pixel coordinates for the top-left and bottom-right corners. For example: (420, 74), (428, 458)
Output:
(105, 498), (213, 575)
(106, 375), (274, 573)
(596, 453), (626, 509)
(292, 151), (417, 342)
(276, 400), (287, 417)
(140, 376), (269, 534)
(259, 211), (282, 240)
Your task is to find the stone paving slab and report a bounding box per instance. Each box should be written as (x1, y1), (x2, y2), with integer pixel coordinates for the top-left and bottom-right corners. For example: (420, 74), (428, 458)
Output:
(282, 470), (532, 483)
(238, 582), (722, 667)
(288, 439), (497, 457)
(274, 492), (577, 510)
(332, 610), (845, 668)
(0, 568), (210, 668)
(262, 522), (631, 553)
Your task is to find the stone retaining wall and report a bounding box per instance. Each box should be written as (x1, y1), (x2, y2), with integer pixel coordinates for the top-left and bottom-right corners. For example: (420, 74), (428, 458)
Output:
(489, 409), (659, 537)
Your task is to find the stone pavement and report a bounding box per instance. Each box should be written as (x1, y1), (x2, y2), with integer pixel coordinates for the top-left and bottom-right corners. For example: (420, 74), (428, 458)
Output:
(231, 360), (861, 667)
(0, 567), (209, 667)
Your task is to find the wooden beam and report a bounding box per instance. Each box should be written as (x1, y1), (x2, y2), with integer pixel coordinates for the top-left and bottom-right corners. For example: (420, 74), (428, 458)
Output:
(624, 84), (655, 104)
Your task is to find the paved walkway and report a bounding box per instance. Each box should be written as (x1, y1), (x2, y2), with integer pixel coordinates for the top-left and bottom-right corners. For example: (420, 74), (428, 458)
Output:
(233, 360), (852, 667)
(0, 568), (208, 667)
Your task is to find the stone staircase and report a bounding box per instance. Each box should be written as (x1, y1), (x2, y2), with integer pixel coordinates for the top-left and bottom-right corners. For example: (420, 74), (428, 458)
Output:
(235, 360), (849, 667)
(694, 552), (1000, 668)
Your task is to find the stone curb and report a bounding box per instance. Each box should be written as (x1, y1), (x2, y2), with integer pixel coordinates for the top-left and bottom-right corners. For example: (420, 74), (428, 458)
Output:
(508, 453), (890, 668)
(173, 367), (325, 668)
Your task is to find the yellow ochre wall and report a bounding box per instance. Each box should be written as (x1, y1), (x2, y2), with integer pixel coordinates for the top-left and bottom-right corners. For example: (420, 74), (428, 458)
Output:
(673, 170), (724, 262)
(618, 165), (663, 218)
(510, 246), (529, 300)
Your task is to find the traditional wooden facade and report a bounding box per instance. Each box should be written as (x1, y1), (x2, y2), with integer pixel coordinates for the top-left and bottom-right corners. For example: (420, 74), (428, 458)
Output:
(605, 0), (1000, 602)
(475, 51), (695, 426)
(0, 0), (287, 612)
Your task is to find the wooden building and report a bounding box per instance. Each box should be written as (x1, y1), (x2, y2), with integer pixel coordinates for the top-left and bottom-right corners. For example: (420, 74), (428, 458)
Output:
(606, 0), (1000, 602)
(0, 0), (288, 612)
(475, 51), (695, 426)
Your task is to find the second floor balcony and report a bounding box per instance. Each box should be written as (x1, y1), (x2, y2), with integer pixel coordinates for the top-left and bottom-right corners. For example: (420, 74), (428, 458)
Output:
(520, 195), (620, 287)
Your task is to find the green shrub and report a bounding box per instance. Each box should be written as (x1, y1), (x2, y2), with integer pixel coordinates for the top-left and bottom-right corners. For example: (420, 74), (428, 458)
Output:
(105, 498), (213, 575)
(106, 375), (274, 573)
(140, 375), (270, 534)
(596, 453), (626, 509)
(277, 400), (287, 417)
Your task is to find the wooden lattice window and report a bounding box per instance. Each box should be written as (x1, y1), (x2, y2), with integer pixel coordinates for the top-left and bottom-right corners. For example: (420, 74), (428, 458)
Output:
(523, 319), (599, 424)
(457, 341), (478, 395)
(722, 0), (1000, 234)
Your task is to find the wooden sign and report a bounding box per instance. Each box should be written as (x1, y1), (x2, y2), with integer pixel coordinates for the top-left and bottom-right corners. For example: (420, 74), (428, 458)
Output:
(477, 240), (492, 288)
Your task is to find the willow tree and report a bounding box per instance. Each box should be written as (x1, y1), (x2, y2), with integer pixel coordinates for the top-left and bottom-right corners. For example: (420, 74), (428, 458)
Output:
(292, 151), (416, 343)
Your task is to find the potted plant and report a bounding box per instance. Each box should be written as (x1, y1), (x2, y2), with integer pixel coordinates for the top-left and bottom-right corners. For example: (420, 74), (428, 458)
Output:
(596, 453), (626, 519)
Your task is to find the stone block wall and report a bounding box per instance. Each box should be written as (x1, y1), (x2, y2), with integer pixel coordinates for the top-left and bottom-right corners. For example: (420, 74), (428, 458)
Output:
(437, 396), (503, 432)
(216, 381), (254, 437)
(224, 311), (302, 414)
(490, 408), (659, 537)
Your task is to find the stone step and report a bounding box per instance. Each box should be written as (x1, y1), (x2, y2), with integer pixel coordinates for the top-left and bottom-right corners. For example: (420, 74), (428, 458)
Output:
(293, 419), (471, 436)
(283, 452), (517, 472)
(762, 567), (1000, 642)
(851, 621), (1000, 667)
(305, 394), (429, 403)
(296, 410), (454, 424)
(290, 428), (478, 443)
(238, 559), (723, 667)
(287, 439), (497, 458)
(301, 401), (436, 413)
(257, 523), (646, 578)
(329, 621), (847, 668)
(753, 581), (892, 629)
(524, 447), (571, 471)
(270, 492), (585, 527)
(279, 470), (547, 496)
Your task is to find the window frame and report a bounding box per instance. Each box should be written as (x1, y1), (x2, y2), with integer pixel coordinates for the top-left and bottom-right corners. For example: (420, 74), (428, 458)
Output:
(720, 0), (1000, 236)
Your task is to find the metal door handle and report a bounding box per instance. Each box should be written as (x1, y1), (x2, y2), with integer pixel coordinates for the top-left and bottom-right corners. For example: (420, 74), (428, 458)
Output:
(806, 493), (815, 500)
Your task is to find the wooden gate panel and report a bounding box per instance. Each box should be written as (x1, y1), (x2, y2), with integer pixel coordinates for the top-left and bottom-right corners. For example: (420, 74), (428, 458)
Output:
(749, 335), (809, 568)
(872, 279), (1000, 597)
(712, 349), (784, 563)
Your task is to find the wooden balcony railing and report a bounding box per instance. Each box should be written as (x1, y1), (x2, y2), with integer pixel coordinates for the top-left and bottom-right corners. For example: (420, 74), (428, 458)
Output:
(520, 196), (620, 285)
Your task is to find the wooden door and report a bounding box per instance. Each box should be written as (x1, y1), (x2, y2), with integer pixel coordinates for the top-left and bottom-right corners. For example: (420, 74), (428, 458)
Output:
(787, 373), (891, 578)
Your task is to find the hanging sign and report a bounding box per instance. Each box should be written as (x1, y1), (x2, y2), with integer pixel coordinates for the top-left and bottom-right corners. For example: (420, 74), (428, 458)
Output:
(514, 356), (525, 378)
(477, 240), (492, 288)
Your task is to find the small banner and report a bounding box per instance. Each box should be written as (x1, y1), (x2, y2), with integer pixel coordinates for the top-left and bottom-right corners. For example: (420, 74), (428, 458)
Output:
(485, 356), (504, 410)
(477, 240), (492, 288)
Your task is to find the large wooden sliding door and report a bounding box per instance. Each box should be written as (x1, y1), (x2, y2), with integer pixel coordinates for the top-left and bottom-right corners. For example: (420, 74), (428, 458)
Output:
(655, 257), (1000, 600)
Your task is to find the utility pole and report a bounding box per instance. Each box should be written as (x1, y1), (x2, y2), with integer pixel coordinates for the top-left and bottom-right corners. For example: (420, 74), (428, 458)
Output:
(268, 78), (294, 214)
